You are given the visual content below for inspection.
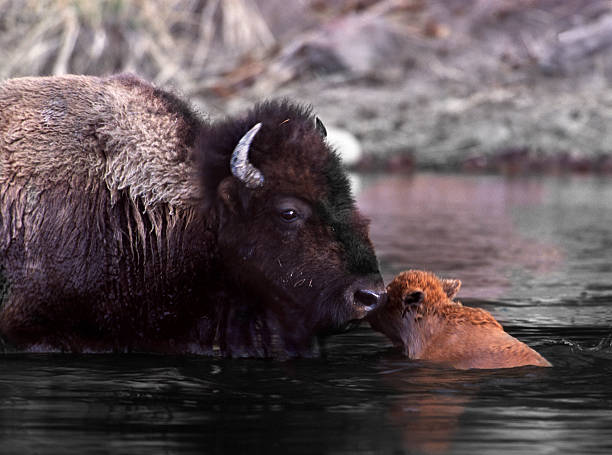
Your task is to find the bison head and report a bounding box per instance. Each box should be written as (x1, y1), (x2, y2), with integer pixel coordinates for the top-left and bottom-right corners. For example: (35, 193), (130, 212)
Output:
(198, 100), (385, 355)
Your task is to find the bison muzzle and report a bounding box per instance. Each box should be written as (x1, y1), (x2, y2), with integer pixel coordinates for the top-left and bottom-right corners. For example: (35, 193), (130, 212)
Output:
(0, 74), (385, 357)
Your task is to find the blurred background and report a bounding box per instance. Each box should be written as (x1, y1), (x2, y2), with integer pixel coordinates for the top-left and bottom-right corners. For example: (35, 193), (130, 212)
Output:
(2, 0), (612, 172)
(3, 3), (612, 454)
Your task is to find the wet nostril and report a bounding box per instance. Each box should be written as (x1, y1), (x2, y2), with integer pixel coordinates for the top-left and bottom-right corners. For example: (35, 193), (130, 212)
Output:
(354, 289), (383, 311)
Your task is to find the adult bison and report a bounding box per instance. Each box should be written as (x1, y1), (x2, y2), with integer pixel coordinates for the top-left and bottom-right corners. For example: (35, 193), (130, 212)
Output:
(0, 74), (385, 357)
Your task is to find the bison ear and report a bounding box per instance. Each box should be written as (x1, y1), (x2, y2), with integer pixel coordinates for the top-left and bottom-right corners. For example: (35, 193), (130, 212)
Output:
(441, 279), (461, 299)
(217, 176), (240, 217)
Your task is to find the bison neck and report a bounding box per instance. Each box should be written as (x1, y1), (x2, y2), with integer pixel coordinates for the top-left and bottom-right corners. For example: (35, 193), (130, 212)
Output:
(193, 282), (320, 358)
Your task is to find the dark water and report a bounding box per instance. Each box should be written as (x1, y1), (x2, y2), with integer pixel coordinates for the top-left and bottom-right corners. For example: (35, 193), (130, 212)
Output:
(2, 173), (612, 454)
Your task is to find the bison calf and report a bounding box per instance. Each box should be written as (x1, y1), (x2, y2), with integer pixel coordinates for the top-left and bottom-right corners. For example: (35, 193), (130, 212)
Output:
(0, 74), (385, 357)
(368, 270), (551, 369)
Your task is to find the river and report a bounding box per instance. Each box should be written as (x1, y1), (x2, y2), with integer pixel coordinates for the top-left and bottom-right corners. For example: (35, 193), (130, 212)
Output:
(1, 173), (611, 454)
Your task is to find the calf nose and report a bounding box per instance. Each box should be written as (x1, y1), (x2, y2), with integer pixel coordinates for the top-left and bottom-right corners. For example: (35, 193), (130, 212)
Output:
(354, 289), (386, 312)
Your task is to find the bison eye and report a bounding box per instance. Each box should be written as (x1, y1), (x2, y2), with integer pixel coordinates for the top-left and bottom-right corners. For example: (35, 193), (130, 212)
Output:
(279, 209), (299, 223)
(274, 197), (311, 226)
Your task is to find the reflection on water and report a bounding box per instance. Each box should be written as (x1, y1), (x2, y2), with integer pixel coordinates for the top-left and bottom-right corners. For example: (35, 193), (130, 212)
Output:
(359, 174), (612, 326)
(358, 174), (562, 298)
(2, 174), (612, 454)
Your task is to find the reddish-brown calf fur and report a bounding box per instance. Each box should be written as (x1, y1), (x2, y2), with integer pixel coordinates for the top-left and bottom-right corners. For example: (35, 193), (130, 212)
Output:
(369, 270), (551, 369)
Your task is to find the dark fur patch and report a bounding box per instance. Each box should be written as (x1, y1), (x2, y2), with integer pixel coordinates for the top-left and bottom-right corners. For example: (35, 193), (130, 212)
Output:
(318, 152), (379, 275)
(0, 267), (8, 306)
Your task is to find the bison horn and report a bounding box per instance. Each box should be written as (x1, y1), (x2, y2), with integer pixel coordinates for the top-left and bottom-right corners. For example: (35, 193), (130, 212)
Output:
(230, 122), (264, 189)
(315, 117), (327, 138)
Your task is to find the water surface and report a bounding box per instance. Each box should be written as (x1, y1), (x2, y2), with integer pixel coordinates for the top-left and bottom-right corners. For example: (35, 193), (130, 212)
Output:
(2, 173), (612, 454)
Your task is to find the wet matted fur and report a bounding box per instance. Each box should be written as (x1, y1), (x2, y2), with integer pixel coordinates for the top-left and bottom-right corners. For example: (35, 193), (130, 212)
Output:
(0, 74), (384, 356)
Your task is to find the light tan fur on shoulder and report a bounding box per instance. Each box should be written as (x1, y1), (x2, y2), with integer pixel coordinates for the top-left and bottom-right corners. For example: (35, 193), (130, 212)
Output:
(0, 74), (202, 259)
(368, 270), (551, 369)
(0, 74), (200, 209)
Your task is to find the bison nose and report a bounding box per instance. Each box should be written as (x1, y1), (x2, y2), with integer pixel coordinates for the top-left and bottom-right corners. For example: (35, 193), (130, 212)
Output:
(354, 289), (386, 313)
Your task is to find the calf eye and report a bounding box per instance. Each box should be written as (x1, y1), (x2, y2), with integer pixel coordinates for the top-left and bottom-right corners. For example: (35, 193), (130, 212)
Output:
(279, 209), (298, 223)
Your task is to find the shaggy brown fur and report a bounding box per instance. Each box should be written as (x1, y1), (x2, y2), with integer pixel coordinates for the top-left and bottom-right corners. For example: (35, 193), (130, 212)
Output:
(368, 270), (551, 369)
(0, 74), (384, 356)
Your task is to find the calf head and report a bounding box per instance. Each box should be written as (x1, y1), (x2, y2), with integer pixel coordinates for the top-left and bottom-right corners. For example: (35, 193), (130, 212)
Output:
(368, 270), (461, 347)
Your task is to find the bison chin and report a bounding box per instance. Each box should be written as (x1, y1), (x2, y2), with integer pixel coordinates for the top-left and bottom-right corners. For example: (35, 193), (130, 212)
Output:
(218, 268), (386, 357)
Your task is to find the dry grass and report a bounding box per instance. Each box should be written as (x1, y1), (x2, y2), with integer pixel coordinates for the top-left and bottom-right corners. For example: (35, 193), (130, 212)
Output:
(0, 0), (275, 91)
(3, 0), (612, 168)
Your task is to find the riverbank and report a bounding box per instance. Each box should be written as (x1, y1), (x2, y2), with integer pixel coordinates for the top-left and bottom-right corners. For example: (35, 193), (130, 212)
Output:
(221, 72), (612, 174)
(205, 1), (612, 173)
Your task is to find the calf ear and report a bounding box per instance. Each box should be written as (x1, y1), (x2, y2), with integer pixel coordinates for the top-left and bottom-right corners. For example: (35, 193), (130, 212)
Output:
(401, 291), (424, 318)
(403, 291), (424, 305)
(441, 279), (461, 299)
